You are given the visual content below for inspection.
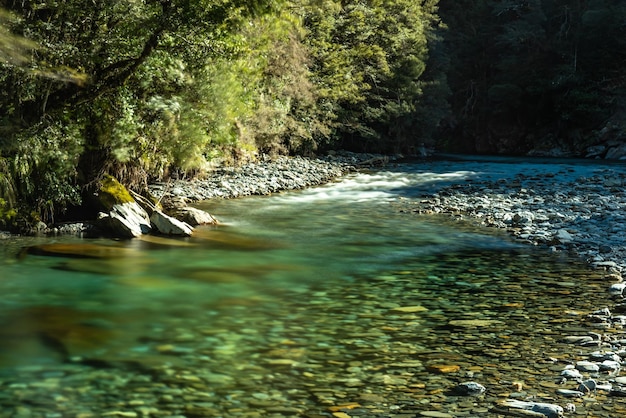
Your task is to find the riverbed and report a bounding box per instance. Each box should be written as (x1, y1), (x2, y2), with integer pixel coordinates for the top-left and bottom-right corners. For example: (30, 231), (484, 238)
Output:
(1, 157), (625, 417)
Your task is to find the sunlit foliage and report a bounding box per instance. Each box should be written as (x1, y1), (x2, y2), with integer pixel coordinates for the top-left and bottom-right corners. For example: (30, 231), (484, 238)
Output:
(0, 0), (444, 226)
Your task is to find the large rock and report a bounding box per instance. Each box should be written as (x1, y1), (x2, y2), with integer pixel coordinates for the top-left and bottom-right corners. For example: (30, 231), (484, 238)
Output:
(605, 142), (626, 160)
(170, 206), (218, 226)
(160, 194), (218, 226)
(98, 202), (152, 238)
(94, 175), (151, 238)
(150, 210), (193, 236)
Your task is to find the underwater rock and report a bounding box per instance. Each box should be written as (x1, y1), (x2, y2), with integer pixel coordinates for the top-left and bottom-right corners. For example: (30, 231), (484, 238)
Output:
(454, 381), (486, 396)
(191, 227), (282, 251)
(427, 364), (460, 374)
(25, 242), (135, 259)
(447, 319), (503, 328)
(0, 306), (116, 363)
(498, 399), (564, 418)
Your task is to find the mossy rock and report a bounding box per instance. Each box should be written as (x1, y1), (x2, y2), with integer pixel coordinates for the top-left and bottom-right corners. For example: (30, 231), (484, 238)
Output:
(97, 175), (135, 211)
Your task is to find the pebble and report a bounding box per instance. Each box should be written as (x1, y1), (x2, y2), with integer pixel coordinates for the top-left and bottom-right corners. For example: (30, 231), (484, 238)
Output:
(419, 412), (453, 418)
(5, 157), (626, 417)
(454, 382), (486, 396)
(615, 376), (626, 384)
(556, 388), (584, 397)
(576, 360), (600, 372)
(577, 379), (597, 393)
(500, 400), (564, 418)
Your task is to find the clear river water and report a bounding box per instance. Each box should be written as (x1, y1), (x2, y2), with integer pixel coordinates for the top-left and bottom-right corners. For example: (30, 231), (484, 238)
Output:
(0, 159), (624, 417)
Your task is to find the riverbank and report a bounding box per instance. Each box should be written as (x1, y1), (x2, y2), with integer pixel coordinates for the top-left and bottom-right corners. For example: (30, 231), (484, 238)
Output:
(2, 152), (390, 237)
(3, 156), (626, 417)
(154, 152), (626, 281)
(409, 157), (626, 277)
(148, 152), (391, 203)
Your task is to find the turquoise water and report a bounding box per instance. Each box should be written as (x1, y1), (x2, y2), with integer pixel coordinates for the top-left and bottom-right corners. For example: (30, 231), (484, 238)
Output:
(0, 161), (622, 417)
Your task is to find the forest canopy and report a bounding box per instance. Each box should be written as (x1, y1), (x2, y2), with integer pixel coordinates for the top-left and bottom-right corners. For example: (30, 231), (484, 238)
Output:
(0, 0), (625, 227)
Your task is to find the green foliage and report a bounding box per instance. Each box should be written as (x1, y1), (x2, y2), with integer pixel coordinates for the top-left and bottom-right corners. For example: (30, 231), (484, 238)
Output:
(0, 0), (448, 221)
(302, 0), (444, 152)
(0, 158), (16, 228)
(6, 119), (83, 222)
(0, 8), (38, 65)
(438, 0), (626, 153)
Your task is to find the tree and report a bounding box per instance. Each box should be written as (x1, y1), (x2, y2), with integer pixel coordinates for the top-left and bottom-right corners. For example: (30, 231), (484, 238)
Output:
(302, 0), (444, 153)
(438, 0), (626, 154)
(0, 0), (279, 223)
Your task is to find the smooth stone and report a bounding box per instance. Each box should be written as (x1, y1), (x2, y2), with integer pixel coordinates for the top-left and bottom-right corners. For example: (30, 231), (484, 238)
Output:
(600, 360), (621, 372)
(556, 389), (583, 397)
(578, 379), (597, 393)
(391, 306), (428, 313)
(591, 307), (611, 317)
(454, 381), (486, 396)
(500, 399), (564, 418)
(609, 283), (626, 295)
(560, 368), (582, 380)
(589, 351), (621, 362)
(419, 412), (453, 418)
(614, 376), (626, 384)
(562, 335), (595, 344)
(171, 206), (218, 226)
(610, 389), (626, 397)
(554, 229), (573, 243)
(447, 319), (503, 327)
(576, 361), (600, 372)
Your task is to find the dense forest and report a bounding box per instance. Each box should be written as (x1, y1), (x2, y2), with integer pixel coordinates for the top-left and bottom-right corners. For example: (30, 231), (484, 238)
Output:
(0, 0), (625, 227)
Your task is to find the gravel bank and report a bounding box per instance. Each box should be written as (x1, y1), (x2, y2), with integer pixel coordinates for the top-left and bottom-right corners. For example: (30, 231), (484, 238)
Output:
(412, 159), (626, 275)
(148, 152), (390, 202)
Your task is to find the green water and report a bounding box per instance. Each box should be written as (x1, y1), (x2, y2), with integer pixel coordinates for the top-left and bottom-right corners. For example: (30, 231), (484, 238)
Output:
(0, 167), (622, 417)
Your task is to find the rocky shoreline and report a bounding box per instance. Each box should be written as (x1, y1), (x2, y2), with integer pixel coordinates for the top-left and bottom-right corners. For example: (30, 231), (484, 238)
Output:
(147, 152), (389, 203)
(412, 162), (626, 275)
(403, 158), (626, 416)
(9, 152), (389, 237)
(3, 155), (626, 417)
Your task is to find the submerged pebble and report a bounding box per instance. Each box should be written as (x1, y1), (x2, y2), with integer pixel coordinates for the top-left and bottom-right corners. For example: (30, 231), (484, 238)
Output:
(3, 158), (626, 417)
(454, 381), (486, 396)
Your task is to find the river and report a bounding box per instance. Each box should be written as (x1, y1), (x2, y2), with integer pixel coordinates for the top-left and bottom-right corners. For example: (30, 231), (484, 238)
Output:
(0, 159), (623, 417)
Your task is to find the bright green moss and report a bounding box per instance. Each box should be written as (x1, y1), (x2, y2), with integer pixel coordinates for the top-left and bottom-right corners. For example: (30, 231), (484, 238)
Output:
(98, 175), (134, 210)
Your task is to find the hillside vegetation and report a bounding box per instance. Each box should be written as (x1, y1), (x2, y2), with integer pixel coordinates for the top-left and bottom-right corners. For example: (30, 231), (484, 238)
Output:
(0, 0), (624, 226)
